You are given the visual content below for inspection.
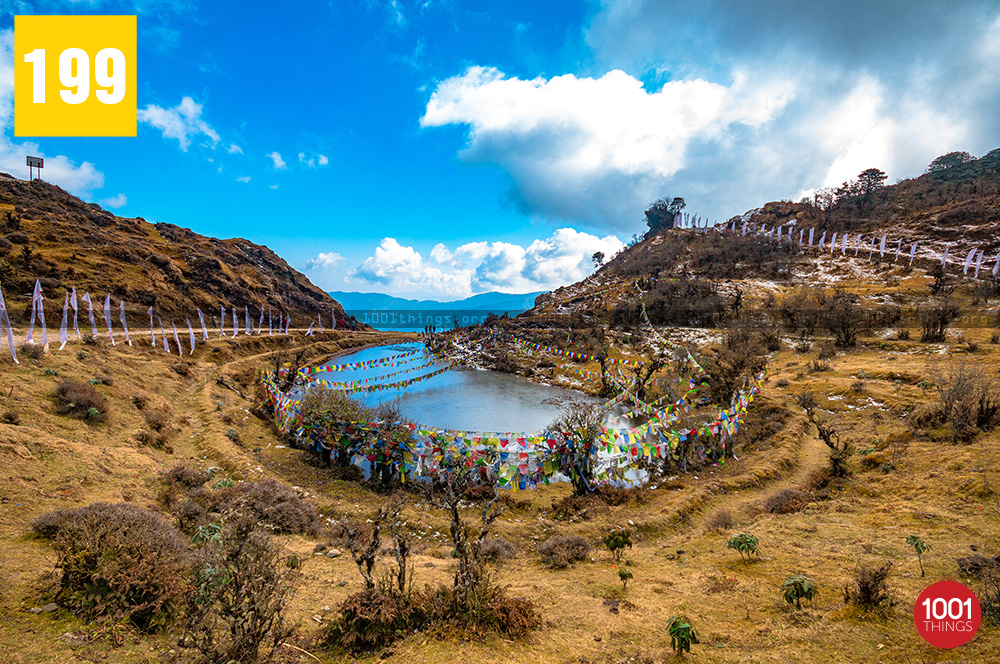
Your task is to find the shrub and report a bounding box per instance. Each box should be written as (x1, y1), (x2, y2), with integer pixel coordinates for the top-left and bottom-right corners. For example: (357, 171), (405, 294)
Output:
(2, 409), (20, 425)
(76, 349), (89, 360)
(666, 615), (699, 655)
(705, 508), (734, 532)
(83, 332), (99, 345)
(185, 516), (298, 663)
(726, 533), (760, 562)
(479, 537), (517, 563)
(53, 380), (108, 422)
(919, 298), (960, 342)
(19, 342), (43, 360)
(92, 373), (114, 386)
(843, 561), (892, 610)
(956, 553), (1000, 579)
(861, 450), (890, 469)
(161, 462), (208, 489)
(782, 575), (818, 609)
(618, 567), (633, 590)
(326, 588), (414, 652)
(851, 381), (866, 393)
(764, 488), (809, 514)
(143, 409), (169, 431)
(932, 363), (1000, 444)
(897, 329), (911, 341)
(7, 230), (28, 244)
(537, 535), (591, 569)
(31, 502), (190, 631)
(226, 427), (240, 442)
(215, 479), (320, 535)
(602, 527), (633, 564)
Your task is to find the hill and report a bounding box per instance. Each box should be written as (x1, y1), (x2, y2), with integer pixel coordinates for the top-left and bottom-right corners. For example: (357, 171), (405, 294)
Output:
(0, 173), (347, 325)
(330, 289), (545, 312)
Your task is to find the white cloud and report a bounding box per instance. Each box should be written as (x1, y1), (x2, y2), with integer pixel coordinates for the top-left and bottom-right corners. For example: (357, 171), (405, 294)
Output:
(347, 229), (624, 298)
(99, 193), (127, 209)
(267, 151), (286, 170)
(236, 175), (251, 183)
(269, 184), (279, 189)
(0, 30), (105, 197)
(227, 143), (243, 154)
(318, 154), (329, 165)
(138, 96), (220, 151)
(304, 251), (345, 270)
(298, 152), (315, 168)
(422, 66), (790, 229)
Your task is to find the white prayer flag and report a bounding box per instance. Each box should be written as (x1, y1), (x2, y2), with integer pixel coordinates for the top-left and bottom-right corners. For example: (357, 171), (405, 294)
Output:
(220, 305), (226, 337)
(879, 235), (887, 257)
(59, 292), (69, 350)
(148, 306), (156, 346)
(306, 320), (315, 336)
(103, 293), (115, 346)
(70, 287), (79, 338)
(159, 318), (170, 353)
(232, 307), (239, 337)
(82, 292), (97, 335)
(26, 279), (41, 344)
(187, 319), (196, 354)
(895, 238), (902, 261)
(942, 244), (950, 268)
(963, 247), (977, 275)
(171, 322), (182, 355)
(868, 236), (875, 259)
(245, 306), (251, 335)
(269, 308), (273, 335)
(0, 283), (18, 364)
(910, 242), (917, 263)
(808, 228), (814, 246)
(975, 250), (984, 279)
(198, 309), (209, 340)
(119, 300), (131, 346)
(829, 232), (838, 253)
(841, 233), (848, 254)
(818, 231), (826, 249)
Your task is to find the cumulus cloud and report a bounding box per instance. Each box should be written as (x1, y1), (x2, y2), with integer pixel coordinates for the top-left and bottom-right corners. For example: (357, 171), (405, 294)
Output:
(0, 30), (105, 197)
(267, 151), (286, 170)
(138, 96), (220, 151)
(318, 154), (329, 165)
(236, 175), (251, 183)
(421, 66), (790, 229)
(298, 152), (329, 168)
(227, 143), (243, 154)
(422, 1), (1000, 228)
(304, 251), (345, 270)
(347, 228), (623, 298)
(99, 193), (127, 209)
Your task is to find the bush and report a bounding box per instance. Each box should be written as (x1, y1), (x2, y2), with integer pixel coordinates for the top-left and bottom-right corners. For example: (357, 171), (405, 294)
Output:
(7, 230), (28, 244)
(186, 516), (298, 663)
(705, 508), (734, 532)
(843, 561), (892, 610)
(479, 537), (517, 563)
(782, 575), (818, 609)
(932, 363), (1000, 443)
(957, 553), (1000, 579)
(2, 409), (20, 425)
(537, 534), (591, 569)
(83, 332), (99, 345)
(53, 380), (109, 422)
(602, 527), (633, 563)
(726, 533), (760, 562)
(215, 479), (320, 535)
(764, 488), (809, 514)
(31, 502), (190, 631)
(161, 462), (208, 489)
(144, 409), (169, 431)
(920, 299), (961, 342)
(19, 342), (43, 360)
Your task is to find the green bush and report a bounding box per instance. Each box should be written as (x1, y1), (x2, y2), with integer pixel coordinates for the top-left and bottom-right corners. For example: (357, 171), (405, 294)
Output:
(782, 575), (818, 609)
(726, 533), (759, 562)
(666, 614), (699, 654)
(602, 526), (632, 564)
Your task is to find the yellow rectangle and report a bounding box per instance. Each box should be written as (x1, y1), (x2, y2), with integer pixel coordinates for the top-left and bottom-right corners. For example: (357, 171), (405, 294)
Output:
(15, 15), (137, 137)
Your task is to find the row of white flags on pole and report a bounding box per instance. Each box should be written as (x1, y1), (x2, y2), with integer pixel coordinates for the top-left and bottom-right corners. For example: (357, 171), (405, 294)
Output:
(0, 279), (340, 365)
(726, 220), (1000, 279)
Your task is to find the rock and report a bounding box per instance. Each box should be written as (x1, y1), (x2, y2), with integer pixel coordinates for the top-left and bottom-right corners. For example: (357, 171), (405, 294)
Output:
(30, 602), (58, 614)
(326, 549), (342, 558)
(338, 581), (348, 587)
(312, 615), (323, 623)
(603, 599), (619, 614)
(423, 562), (436, 568)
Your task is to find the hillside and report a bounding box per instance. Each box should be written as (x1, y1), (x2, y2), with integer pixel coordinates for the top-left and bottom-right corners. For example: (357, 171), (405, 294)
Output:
(0, 173), (347, 324)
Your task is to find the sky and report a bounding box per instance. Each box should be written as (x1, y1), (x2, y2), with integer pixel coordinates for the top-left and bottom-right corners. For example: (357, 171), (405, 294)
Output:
(2, 1), (1000, 300)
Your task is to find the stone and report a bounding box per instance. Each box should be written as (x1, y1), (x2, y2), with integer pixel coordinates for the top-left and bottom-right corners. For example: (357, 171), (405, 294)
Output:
(326, 548), (342, 558)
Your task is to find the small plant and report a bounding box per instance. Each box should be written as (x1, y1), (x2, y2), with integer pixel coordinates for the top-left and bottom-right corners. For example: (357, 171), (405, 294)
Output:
(215, 400), (224, 411)
(602, 526), (632, 564)
(618, 567), (633, 590)
(212, 477), (236, 490)
(666, 614), (699, 654)
(44, 368), (60, 376)
(225, 428), (239, 442)
(87, 407), (102, 420)
(191, 523), (222, 546)
(726, 533), (760, 562)
(782, 575), (818, 609)
(906, 535), (930, 577)
(76, 349), (89, 360)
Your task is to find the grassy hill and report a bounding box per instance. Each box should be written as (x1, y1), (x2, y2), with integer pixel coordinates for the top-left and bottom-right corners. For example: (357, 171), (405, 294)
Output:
(0, 173), (346, 325)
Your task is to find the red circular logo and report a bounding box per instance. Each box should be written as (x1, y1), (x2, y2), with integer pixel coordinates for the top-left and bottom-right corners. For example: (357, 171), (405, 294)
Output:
(913, 580), (981, 648)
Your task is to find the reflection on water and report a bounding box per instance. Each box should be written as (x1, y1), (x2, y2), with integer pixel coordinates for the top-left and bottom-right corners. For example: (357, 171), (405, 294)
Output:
(321, 342), (600, 433)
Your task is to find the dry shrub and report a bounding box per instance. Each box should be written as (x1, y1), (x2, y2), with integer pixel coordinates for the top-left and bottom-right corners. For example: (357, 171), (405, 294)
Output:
(31, 502), (190, 631)
(144, 409), (170, 431)
(53, 379), (109, 422)
(135, 428), (171, 452)
(186, 515), (298, 663)
(173, 362), (191, 377)
(956, 553), (1000, 579)
(843, 561), (893, 610)
(19, 342), (44, 360)
(860, 450), (891, 469)
(479, 537), (517, 563)
(215, 479), (320, 535)
(2, 409), (20, 425)
(83, 332), (100, 345)
(93, 373), (114, 386)
(763, 488), (809, 514)
(705, 508), (735, 532)
(327, 588), (414, 652)
(161, 462), (208, 489)
(537, 534), (591, 569)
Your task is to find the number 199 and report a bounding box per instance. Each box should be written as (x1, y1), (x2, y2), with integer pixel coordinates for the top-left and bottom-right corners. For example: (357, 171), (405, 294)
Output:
(23, 48), (127, 105)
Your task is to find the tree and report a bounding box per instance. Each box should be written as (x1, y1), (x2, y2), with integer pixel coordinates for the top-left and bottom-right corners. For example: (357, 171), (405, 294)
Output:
(591, 251), (605, 268)
(927, 151), (974, 174)
(550, 403), (604, 496)
(857, 168), (888, 197)
(644, 196), (685, 234)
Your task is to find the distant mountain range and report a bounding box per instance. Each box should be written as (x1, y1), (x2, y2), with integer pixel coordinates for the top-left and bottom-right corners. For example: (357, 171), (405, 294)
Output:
(329, 290), (546, 313)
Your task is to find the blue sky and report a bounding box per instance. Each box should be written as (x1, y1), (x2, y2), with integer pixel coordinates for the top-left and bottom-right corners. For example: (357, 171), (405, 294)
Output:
(2, 1), (1000, 299)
